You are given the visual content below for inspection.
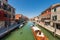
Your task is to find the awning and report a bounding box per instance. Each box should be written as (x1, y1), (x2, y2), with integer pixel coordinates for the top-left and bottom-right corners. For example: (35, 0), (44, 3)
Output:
(44, 20), (50, 22)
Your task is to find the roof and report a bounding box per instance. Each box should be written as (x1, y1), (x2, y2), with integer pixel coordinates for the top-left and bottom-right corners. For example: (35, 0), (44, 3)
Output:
(51, 3), (60, 9)
(15, 14), (22, 20)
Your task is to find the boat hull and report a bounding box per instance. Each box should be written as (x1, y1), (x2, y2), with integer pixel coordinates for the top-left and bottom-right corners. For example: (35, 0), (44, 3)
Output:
(31, 27), (48, 40)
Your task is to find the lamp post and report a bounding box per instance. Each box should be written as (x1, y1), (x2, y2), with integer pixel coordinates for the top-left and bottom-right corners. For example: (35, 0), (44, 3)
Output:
(54, 23), (56, 36)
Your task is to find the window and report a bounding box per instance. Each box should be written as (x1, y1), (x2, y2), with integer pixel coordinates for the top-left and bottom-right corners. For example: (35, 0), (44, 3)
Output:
(52, 16), (57, 21)
(7, 7), (11, 12)
(0, 1), (1, 8)
(3, 4), (7, 10)
(54, 8), (56, 12)
(4, 14), (7, 17)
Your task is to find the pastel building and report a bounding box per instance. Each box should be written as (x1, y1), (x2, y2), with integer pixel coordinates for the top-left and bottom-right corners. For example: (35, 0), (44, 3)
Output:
(15, 14), (28, 24)
(0, 0), (15, 28)
(15, 14), (22, 20)
(51, 3), (60, 29)
(40, 8), (51, 25)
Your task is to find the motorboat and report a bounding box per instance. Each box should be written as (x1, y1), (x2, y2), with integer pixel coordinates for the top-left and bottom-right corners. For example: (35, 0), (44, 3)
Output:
(31, 26), (48, 40)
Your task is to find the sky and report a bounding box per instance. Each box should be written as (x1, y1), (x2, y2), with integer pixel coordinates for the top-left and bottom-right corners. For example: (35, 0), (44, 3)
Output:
(8, 0), (60, 18)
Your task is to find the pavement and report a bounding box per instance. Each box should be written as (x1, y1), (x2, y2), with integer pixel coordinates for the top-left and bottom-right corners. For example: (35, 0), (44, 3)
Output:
(35, 22), (60, 36)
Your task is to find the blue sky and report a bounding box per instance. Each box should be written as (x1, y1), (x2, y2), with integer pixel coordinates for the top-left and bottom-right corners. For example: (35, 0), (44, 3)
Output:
(8, 0), (60, 18)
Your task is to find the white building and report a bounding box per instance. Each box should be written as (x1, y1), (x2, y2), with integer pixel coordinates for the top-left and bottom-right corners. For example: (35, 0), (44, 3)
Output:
(51, 3), (60, 29)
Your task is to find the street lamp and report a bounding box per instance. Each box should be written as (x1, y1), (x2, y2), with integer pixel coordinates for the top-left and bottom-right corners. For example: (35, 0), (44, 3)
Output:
(54, 23), (56, 36)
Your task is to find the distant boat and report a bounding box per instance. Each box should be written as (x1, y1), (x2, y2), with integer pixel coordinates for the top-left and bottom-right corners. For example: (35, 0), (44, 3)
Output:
(31, 24), (34, 27)
(31, 26), (48, 40)
(19, 24), (23, 28)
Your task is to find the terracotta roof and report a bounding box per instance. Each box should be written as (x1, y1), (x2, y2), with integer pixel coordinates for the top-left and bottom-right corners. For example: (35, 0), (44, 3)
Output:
(15, 14), (22, 20)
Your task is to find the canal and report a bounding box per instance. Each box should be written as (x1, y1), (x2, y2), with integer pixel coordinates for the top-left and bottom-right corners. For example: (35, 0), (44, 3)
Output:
(1, 22), (35, 40)
(1, 22), (60, 40)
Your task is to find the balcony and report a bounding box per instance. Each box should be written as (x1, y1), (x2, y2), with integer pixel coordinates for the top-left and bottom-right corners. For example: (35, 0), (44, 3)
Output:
(44, 20), (51, 22)
(53, 20), (60, 23)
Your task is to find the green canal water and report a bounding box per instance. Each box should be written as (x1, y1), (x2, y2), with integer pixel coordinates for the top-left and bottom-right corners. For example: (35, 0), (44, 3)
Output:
(2, 22), (35, 40)
(1, 22), (60, 40)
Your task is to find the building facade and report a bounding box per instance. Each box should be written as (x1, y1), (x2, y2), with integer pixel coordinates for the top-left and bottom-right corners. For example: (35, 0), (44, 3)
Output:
(32, 3), (60, 29)
(39, 8), (51, 25)
(15, 14), (28, 24)
(51, 3), (60, 29)
(0, 0), (15, 28)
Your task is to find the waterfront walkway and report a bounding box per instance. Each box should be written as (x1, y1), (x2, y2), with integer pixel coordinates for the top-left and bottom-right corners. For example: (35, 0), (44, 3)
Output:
(35, 22), (60, 36)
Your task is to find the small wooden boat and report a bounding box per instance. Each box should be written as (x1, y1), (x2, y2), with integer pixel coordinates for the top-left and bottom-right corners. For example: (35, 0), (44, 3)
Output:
(31, 26), (48, 40)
